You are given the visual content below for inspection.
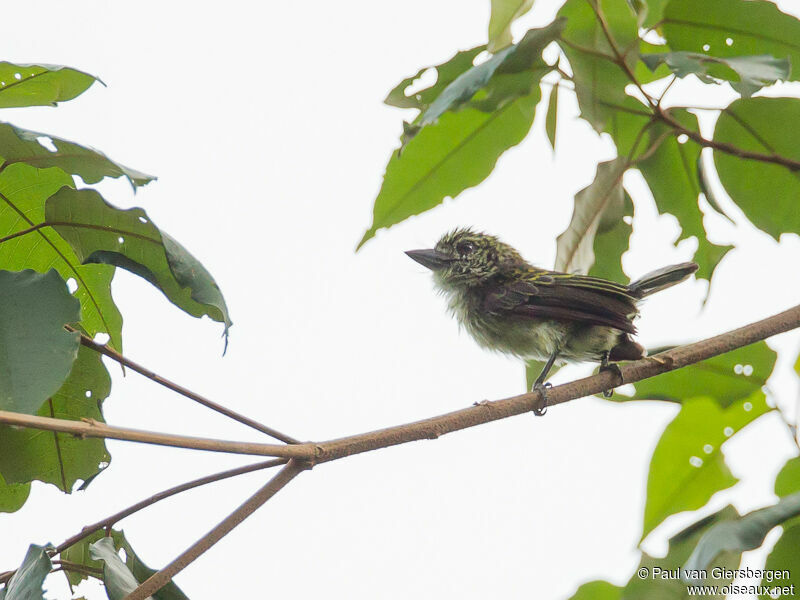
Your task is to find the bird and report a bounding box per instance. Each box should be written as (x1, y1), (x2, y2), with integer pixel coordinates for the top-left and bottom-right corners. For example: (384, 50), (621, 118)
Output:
(405, 228), (698, 415)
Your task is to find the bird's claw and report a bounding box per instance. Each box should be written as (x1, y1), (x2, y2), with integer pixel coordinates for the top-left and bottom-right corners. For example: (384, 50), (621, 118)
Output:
(598, 362), (623, 398)
(532, 381), (552, 416)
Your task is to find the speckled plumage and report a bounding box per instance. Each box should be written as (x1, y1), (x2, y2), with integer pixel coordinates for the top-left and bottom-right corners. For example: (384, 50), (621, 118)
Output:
(408, 228), (698, 368)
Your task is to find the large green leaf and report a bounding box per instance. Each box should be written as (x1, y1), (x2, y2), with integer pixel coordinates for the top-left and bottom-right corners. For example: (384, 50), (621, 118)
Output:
(634, 110), (732, 285)
(625, 506), (740, 597)
(642, 395), (770, 541)
(0, 269), (79, 415)
(713, 97), (800, 240)
(488, 0), (534, 52)
(45, 187), (232, 341)
(641, 52), (789, 97)
(663, 0), (800, 81)
(0, 122), (154, 189)
(0, 62), (99, 108)
(358, 92), (539, 248)
(62, 529), (189, 600)
(385, 46), (486, 111)
(90, 537), (145, 600)
(0, 164), (122, 350)
(684, 492), (800, 574)
(0, 473), (29, 514)
(0, 344), (111, 493)
(555, 158), (627, 275)
(630, 341), (776, 408)
(566, 580), (622, 600)
(558, 0), (638, 132)
(0, 545), (52, 600)
(759, 525), (800, 599)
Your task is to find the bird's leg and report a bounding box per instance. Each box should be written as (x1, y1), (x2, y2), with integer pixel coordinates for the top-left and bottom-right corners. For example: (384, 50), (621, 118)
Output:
(599, 351), (620, 398)
(531, 350), (558, 416)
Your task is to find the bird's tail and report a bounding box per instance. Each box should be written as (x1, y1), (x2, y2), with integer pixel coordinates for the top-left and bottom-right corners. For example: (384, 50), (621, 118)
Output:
(628, 262), (698, 298)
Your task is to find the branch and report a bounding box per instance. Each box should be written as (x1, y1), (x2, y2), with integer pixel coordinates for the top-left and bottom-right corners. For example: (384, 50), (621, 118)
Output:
(55, 458), (287, 554)
(0, 410), (314, 459)
(73, 330), (300, 444)
(123, 459), (307, 600)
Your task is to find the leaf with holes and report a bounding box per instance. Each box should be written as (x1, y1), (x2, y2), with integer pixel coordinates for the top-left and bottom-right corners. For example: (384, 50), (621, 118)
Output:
(0, 164), (122, 350)
(404, 21), (562, 144)
(0, 269), (79, 414)
(0, 62), (100, 108)
(684, 492), (800, 575)
(0, 544), (52, 600)
(641, 395), (771, 541)
(0, 344), (111, 493)
(358, 92), (539, 249)
(663, 0), (800, 81)
(63, 529), (189, 600)
(641, 52), (789, 97)
(0, 122), (154, 189)
(630, 341), (776, 408)
(558, 0), (638, 132)
(488, 0), (535, 52)
(555, 158), (627, 275)
(713, 97), (800, 240)
(45, 187), (232, 342)
(385, 46), (486, 111)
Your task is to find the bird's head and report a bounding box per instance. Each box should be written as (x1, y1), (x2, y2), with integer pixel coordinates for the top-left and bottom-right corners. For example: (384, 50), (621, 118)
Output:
(406, 228), (524, 289)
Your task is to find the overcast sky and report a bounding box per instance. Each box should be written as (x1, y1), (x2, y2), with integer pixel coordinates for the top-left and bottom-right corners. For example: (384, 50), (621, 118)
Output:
(2, 1), (800, 599)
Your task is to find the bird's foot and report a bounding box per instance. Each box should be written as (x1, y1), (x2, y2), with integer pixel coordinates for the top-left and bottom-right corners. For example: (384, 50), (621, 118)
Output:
(531, 381), (552, 416)
(598, 362), (623, 398)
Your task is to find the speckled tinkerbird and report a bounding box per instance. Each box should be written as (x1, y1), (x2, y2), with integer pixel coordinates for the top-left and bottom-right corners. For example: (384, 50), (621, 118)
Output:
(406, 228), (698, 415)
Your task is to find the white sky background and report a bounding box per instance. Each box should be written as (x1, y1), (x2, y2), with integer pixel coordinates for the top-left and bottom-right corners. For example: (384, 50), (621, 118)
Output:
(2, 1), (800, 598)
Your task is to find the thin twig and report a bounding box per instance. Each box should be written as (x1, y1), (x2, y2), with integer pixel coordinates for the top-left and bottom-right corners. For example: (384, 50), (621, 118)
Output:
(72, 328), (300, 445)
(123, 460), (307, 600)
(0, 410), (313, 459)
(55, 458), (288, 554)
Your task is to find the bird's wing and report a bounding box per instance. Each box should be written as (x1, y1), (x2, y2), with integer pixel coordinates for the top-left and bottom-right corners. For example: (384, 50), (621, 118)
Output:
(483, 270), (639, 334)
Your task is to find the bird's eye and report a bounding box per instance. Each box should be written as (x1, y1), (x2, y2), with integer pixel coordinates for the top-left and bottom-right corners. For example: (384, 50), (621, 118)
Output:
(457, 241), (476, 255)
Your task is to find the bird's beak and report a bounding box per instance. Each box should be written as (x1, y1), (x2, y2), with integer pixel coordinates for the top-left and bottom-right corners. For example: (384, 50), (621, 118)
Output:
(405, 248), (452, 271)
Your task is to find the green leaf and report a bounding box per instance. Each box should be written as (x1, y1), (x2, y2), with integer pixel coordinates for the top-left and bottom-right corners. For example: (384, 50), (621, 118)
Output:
(642, 395), (771, 541)
(759, 525), (800, 600)
(555, 157), (627, 275)
(696, 154), (733, 223)
(684, 492), (800, 574)
(0, 121), (155, 189)
(407, 21), (563, 142)
(630, 341), (776, 408)
(0, 472), (29, 514)
(775, 457), (800, 497)
(90, 537), (145, 600)
(0, 344), (111, 493)
(385, 47), (486, 111)
(488, 0), (535, 53)
(625, 506), (741, 597)
(663, 0), (800, 81)
(524, 359), (562, 390)
(566, 580), (622, 600)
(0, 269), (79, 414)
(0, 545), (52, 600)
(63, 529), (189, 600)
(641, 52), (789, 97)
(0, 63), (100, 108)
(358, 92), (539, 248)
(45, 187), (232, 341)
(636, 0), (669, 28)
(634, 110), (732, 286)
(0, 163), (122, 351)
(713, 97), (800, 240)
(588, 189), (633, 283)
(545, 81), (558, 151)
(558, 0), (638, 132)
